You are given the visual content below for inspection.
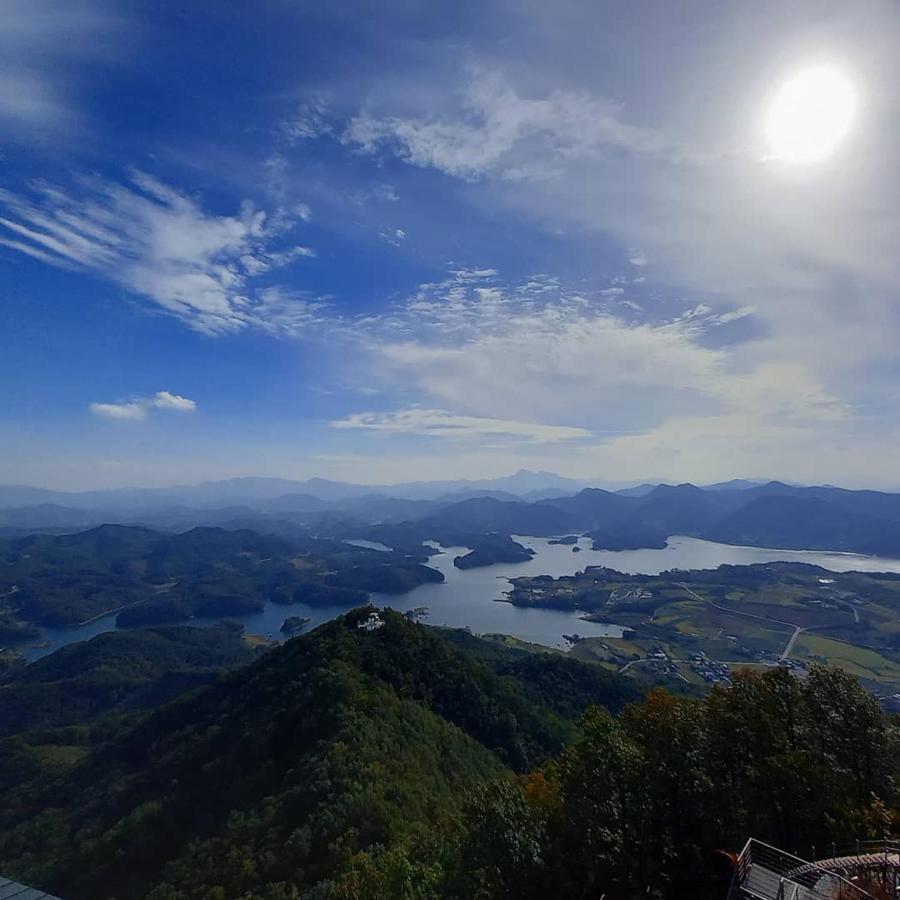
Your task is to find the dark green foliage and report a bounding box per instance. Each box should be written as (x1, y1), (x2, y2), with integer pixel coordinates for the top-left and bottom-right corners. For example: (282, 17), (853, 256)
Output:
(453, 536), (535, 569)
(326, 561), (444, 593)
(0, 626), (260, 803)
(116, 597), (190, 627)
(0, 625), (258, 737)
(457, 666), (900, 900)
(0, 611), (39, 641)
(451, 778), (547, 899)
(14, 574), (150, 626)
(0, 523), (445, 636)
(291, 581), (369, 606)
(1, 608), (897, 900)
(0, 611), (518, 899)
(435, 628), (641, 724)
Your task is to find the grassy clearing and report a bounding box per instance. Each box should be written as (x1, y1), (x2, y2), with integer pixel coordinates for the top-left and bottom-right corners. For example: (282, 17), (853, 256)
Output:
(795, 633), (900, 682)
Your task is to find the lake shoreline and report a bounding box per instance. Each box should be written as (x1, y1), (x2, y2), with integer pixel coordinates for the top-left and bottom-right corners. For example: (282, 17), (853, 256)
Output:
(18, 534), (900, 663)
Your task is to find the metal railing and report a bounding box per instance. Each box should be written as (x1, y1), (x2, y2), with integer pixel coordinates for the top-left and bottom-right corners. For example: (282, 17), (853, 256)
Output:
(808, 839), (900, 862)
(730, 838), (878, 900)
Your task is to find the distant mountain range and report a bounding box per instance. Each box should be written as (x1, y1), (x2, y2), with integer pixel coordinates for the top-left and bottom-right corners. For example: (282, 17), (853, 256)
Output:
(6, 474), (900, 557)
(424, 481), (900, 556)
(0, 469), (586, 510)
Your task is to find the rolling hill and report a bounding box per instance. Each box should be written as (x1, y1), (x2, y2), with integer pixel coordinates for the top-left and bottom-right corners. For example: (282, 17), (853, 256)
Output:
(0, 610), (638, 899)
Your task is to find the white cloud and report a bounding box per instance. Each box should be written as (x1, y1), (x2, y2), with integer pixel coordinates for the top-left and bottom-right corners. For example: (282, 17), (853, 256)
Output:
(710, 306), (756, 326)
(151, 391), (197, 412)
(332, 408), (591, 443)
(344, 69), (682, 182)
(348, 269), (724, 429)
(89, 401), (147, 421)
(90, 391), (197, 421)
(337, 29), (900, 396)
(334, 267), (843, 457)
(0, 172), (322, 335)
(249, 287), (332, 338)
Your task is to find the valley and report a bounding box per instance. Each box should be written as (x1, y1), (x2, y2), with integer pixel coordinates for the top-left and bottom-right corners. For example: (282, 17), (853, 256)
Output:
(509, 562), (900, 698)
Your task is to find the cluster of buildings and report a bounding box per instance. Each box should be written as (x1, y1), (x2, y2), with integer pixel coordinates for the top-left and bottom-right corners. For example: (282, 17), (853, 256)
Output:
(608, 586), (653, 606)
(776, 657), (808, 672)
(688, 651), (732, 684)
(357, 611), (385, 632)
(638, 647), (684, 681)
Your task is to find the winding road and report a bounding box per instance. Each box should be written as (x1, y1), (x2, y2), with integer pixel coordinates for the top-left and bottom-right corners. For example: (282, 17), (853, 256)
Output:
(675, 582), (852, 662)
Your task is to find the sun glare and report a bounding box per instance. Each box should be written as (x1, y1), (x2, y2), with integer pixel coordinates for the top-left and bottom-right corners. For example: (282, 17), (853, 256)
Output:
(764, 65), (857, 164)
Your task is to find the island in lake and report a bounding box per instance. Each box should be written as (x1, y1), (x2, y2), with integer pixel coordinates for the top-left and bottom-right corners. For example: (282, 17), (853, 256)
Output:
(454, 535), (535, 569)
(281, 615), (311, 634)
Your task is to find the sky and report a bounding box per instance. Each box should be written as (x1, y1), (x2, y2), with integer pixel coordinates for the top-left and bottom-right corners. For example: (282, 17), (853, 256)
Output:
(2, 0), (900, 490)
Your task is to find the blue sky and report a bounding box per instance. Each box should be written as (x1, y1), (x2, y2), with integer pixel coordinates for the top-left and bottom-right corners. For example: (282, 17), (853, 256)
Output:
(2, 0), (900, 489)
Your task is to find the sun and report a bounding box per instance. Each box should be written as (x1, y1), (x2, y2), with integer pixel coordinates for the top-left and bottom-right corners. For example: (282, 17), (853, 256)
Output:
(764, 65), (857, 164)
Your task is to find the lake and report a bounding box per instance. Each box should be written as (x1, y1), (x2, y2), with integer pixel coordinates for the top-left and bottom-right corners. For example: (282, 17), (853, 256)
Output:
(21, 535), (900, 660)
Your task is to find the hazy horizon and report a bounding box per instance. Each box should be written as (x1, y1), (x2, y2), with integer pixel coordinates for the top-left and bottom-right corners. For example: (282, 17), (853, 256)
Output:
(1, 470), (895, 498)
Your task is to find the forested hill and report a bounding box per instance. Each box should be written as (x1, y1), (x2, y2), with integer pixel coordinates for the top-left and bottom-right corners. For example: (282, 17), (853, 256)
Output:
(0, 610), (638, 899)
(0, 611), (897, 899)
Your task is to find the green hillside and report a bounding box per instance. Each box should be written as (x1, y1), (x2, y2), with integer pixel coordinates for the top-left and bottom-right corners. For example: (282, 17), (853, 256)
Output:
(0, 524), (444, 629)
(0, 610), (637, 899)
(0, 610), (896, 900)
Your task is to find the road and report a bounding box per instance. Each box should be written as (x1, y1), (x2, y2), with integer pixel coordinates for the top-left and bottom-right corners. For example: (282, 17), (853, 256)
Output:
(617, 655), (689, 683)
(676, 582), (850, 662)
(616, 583), (858, 674)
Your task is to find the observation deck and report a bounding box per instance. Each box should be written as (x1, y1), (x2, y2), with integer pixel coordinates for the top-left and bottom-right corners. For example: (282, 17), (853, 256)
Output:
(729, 839), (900, 900)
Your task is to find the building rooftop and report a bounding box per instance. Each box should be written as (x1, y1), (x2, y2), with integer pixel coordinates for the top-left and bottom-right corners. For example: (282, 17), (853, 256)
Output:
(0, 876), (63, 899)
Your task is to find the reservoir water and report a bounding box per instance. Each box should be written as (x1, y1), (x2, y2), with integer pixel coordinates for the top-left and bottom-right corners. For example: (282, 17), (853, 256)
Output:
(22, 535), (900, 661)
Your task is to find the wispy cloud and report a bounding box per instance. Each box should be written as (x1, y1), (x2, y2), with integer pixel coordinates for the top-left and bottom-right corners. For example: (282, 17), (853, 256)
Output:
(0, 0), (127, 134)
(281, 98), (334, 142)
(90, 391), (197, 421)
(344, 68), (686, 182)
(379, 227), (406, 247)
(332, 408), (591, 443)
(339, 267), (839, 442)
(0, 172), (323, 335)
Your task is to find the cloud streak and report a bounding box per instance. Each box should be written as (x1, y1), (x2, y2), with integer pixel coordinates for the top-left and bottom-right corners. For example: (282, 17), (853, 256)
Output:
(0, 0), (127, 134)
(0, 173), (323, 335)
(344, 68), (689, 182)
(332, 408), (592, 443)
